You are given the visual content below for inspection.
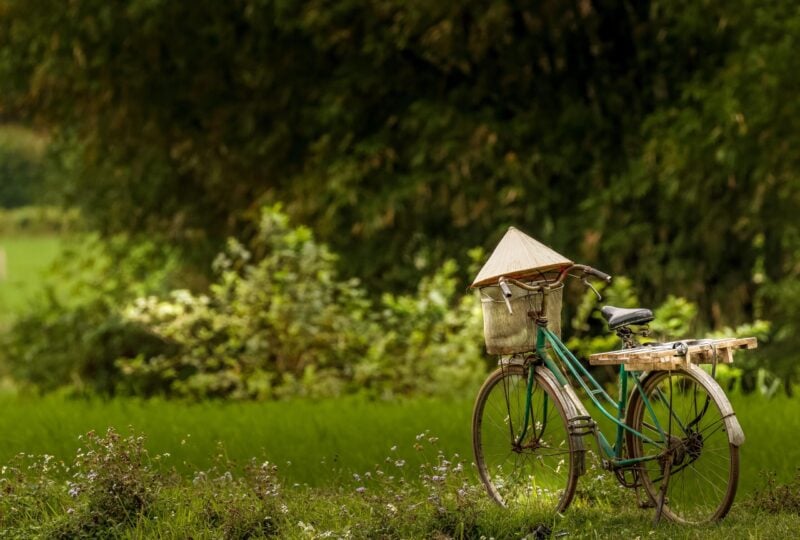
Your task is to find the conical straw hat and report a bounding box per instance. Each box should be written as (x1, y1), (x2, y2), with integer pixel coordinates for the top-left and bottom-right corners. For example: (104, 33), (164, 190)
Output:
(470, 226), (573, 288)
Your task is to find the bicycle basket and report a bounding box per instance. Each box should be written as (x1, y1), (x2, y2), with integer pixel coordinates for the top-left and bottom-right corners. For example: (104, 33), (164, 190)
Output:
(479, 281), (563, 355)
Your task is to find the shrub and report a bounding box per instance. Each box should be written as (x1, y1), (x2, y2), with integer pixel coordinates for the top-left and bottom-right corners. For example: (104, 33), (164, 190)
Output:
(3, 205), (489, 399)
(118, 206), (374, 399)
(1, 234), (179, 395)
(357, 257), (487, 398)
(117, 206), (488, 400)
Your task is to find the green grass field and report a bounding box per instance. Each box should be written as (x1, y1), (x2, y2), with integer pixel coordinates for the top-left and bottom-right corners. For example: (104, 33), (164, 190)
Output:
(0, 391), (797, 494)
(0, 392), (798, 538)
(0, 235), (61, 322)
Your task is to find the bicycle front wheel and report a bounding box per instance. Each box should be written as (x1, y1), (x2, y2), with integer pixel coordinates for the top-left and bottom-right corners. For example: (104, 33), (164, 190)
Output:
(626, 367), (740, 523)
(472, 364), (578, 514)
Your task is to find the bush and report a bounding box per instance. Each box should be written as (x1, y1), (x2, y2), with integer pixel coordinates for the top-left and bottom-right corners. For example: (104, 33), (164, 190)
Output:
(117, 205), (487, 399)
(2, 234), (179, 395)
(356, 256), (487, 398)
(119, 207), (373, 399)
(4, 205), (489, 399)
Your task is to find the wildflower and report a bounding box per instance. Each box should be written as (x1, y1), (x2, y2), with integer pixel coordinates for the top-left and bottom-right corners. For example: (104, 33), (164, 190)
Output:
(355, 486), (366, 493)
(394, 460), (405, 468)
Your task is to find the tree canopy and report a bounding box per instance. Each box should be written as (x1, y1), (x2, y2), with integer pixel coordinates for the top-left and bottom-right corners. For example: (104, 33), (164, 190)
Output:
(1, 0), (798, 337)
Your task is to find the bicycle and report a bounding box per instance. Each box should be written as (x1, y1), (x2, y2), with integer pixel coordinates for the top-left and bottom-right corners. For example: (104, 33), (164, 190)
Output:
(471, 264), (754, 524)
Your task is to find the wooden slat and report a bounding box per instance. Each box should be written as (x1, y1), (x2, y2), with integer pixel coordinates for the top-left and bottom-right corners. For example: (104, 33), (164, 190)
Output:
(588, 337), (757, 371)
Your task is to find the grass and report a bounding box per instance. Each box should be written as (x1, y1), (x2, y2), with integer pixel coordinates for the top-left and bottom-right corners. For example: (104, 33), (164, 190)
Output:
(0, 235), (61, 322)
(0, 390), (797, 494)
(2, 389), (798, 537)
(0, 414), (798, 539)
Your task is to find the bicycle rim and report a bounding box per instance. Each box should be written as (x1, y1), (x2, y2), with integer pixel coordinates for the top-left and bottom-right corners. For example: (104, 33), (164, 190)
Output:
(472, 364), (577, 513)
(627, 368), (739, 523)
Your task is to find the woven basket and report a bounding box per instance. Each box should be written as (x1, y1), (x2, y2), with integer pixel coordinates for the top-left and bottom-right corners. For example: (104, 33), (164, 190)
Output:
(479, 282), (563, 355)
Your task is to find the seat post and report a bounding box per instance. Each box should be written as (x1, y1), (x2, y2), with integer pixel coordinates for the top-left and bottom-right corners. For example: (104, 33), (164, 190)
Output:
(615, 325), (650, 349)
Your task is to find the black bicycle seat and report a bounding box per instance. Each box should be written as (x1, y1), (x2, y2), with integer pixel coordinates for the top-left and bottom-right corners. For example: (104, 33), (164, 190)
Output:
(600, 305), (654, 330)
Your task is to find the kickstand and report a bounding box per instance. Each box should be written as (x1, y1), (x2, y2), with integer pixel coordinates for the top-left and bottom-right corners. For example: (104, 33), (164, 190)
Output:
(653, 455), (673, 525)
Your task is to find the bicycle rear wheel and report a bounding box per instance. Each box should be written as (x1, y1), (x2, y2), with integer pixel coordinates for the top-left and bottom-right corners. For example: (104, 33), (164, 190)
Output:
(626, 367), (739, 523)
(472, 364), (578, 514)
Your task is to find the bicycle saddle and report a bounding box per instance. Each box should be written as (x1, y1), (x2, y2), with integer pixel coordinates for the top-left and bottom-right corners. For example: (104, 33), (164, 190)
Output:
(600, 305), (654, 330)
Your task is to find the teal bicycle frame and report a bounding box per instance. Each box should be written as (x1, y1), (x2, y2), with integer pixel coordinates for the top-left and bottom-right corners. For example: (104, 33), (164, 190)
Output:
(515, 324), (668, 467)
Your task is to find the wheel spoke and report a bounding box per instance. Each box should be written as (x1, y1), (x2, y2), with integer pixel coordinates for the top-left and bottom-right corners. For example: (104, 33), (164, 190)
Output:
(473, 366), (576, 513)
(625, 369), (737, 524)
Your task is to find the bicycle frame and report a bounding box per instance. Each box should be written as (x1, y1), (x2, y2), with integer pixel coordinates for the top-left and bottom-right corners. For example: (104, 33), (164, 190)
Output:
(515, 325), (669, 467)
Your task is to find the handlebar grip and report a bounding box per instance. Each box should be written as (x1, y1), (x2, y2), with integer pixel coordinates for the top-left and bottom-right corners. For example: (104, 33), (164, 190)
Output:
(499, 280), (513, 298)
(584, 266), (612, 284)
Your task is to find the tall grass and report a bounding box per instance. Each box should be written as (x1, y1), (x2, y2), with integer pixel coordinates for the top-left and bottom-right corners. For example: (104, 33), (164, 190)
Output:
(0, 390), (796, 496)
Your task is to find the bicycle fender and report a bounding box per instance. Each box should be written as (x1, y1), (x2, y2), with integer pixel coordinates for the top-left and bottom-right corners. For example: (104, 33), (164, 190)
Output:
(535, 366), (588, 475)
(686, 364), (746, 446)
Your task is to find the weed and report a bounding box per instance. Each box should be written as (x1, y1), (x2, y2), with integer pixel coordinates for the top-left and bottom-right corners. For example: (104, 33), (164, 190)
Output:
(47, 427), (163, 538)
(746, 470), (800, 513)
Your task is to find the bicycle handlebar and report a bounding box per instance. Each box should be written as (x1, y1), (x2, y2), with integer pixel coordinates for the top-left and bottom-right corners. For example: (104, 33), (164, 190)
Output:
(498, 264), (612, 297)
(579, 265), (612, 284)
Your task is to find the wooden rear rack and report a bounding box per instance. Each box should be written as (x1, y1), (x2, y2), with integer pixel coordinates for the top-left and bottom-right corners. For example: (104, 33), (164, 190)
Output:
(588, 337), (757, 371)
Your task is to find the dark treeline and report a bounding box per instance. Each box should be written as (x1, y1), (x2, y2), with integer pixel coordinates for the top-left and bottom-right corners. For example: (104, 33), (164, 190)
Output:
(1, 1), (798, 367)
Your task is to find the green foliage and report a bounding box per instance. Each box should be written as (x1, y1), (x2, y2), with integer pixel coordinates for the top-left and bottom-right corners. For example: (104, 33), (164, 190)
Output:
(2, 234), (179, 394)
(119, 205), (374, 399)
(568, 277), (704, 357)
(357, 257), (486, 398)
(2, 0), (798, 395)
(3, 0), (790, 304)
(117, 206), (486, 399)
(649, 295), (698, 340)
(0, 126), (46, 208)
(0, 206), (79, 236)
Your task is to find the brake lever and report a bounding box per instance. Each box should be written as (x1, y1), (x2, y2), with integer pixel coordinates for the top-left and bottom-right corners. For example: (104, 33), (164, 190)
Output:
(582, 277), (602, 301)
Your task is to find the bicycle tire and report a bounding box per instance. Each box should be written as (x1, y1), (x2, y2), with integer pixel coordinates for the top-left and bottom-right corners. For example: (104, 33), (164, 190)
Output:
(472, 364), (579, 514)
(625, 367), (740, 523)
